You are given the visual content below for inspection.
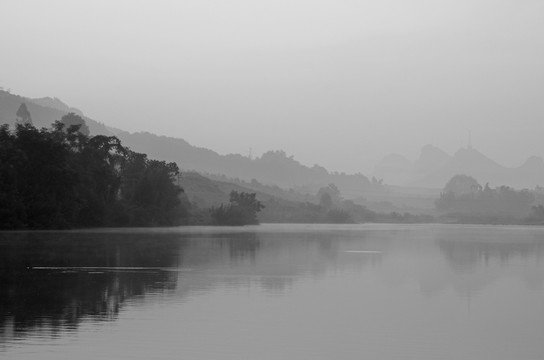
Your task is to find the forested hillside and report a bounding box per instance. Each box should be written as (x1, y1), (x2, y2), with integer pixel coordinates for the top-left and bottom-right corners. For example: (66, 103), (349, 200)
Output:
(0, 121), (185, 229)
(1, 90), (376, 197)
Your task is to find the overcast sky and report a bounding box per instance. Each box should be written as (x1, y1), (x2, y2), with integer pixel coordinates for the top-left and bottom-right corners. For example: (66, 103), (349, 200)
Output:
(2, 0), (544, 174)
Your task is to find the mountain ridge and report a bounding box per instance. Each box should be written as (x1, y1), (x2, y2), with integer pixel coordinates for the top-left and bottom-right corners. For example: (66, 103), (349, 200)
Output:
(0, 89), (375, 197)
(375, 145), (544, 189)
(3, 89), (543, 192)
(29, 96), (85, 117)
(0, 90), (112, 136)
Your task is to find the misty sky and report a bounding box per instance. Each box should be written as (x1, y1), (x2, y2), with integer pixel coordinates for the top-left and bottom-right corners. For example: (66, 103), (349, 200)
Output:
(2, 0), (544, 174)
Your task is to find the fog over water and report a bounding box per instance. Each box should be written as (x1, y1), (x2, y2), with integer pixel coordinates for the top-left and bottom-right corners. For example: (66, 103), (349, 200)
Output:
(2, 0), (544, 173)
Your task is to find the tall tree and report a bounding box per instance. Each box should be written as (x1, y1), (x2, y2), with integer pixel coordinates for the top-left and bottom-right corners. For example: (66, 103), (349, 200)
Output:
(317, 183), (342, 208)
(16, 103), (32, 125)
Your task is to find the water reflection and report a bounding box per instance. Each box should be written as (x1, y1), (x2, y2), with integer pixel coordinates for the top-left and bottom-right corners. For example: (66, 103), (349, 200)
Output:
(437, 227), (544, 270)
(420, 226), (544, 297)
(0, 227), (384, 339)
(2, 224), (544, 356)
(0, 231), (185, 337)
(179, 229), (381, 294)
(217, 233), (260, 261)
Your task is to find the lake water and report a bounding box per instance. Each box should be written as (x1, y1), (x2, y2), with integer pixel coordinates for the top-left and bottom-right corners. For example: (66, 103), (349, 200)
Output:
(1, 224), (544, 359)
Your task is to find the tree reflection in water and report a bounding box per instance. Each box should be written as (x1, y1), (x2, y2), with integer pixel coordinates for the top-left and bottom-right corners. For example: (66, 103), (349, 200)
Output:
(0, 231), (187, 337)
(439, 236), (544, 270)
(4, 225), (543, 344)
(0, 227), (374, 337)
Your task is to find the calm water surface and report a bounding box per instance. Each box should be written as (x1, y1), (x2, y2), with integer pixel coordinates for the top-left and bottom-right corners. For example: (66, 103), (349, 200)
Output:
(1, 224), (544, 359)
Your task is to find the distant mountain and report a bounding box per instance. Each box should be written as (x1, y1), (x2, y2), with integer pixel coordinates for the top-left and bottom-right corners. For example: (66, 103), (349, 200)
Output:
(0, 90), (112, 135)
(373, 153), (412, 186)
(374, 145), (452, 186)
(411, 147), (544, 189)
(413, 148), (505, 188)
(373, 144), (544, 189)
(414, 144), (451, 175)
(508, 156), (544, 188)
(116, 130), (374, 196)
(179, 171), (303, 210)
(0, 89), (375, 197)
(8, 88), (540, 193)
(29, 96), (85, 117)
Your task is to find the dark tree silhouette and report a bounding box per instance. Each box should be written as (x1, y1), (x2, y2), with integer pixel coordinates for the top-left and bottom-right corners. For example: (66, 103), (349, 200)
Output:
(210, 191), (264, 225)
(60, 112), (90, 136)
(0, 121), (186, 229)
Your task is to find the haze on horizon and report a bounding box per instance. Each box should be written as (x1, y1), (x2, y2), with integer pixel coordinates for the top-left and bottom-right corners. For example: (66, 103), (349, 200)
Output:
(2, 0), (544, 174)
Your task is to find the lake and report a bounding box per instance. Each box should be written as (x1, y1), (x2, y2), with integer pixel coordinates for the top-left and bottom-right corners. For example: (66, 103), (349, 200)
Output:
(1, 224), (544, 359)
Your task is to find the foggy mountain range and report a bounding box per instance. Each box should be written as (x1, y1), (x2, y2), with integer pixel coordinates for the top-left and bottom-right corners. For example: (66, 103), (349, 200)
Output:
(0, 90), (374, 197)
(0, 90), (112, 136)
(2, 89), (543, 193)
(375, 145), (544, 189)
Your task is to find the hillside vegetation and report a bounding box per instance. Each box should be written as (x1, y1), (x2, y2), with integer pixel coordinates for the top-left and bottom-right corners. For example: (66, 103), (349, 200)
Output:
(0, 120), (185, 229)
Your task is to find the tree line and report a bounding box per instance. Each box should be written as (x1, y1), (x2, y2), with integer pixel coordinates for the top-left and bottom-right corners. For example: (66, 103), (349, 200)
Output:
(210, 191), (264, 225)
(435, 174), (543, 224)
(0, 114), (186, 229)
(2, 107), (266, 229)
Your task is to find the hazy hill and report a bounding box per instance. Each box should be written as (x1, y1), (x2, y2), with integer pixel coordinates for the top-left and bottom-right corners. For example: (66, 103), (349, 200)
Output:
(29, 97), (85, 117)
(5, 89), (542, 194)
(374, 143), (544, 190)
(374, 145), (452, 187)
(115, 131), (374, 197)
(179, 172), (311, 223)
(412, 147), (544, 189)
(414, 145), (451, 175)
(180, 171), (302, 208)
(202, 173), (315, 204)
(373, 153), (413, 186)
(0, 90), (374, 197)
(413, 148), (504, 188)
(0, 90), (112, 136)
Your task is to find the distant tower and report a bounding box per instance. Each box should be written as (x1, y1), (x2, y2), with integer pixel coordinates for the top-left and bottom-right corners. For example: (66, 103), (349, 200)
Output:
(248, 147), (253, 160)
(468, 131), (472, 149)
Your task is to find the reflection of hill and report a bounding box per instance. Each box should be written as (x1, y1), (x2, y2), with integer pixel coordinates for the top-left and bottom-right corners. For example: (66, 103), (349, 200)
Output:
(173, 229), (382, 296)
(363, 226), (544, 298)
(437, 228), (544, 270)
(421, 227), (544, 297)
